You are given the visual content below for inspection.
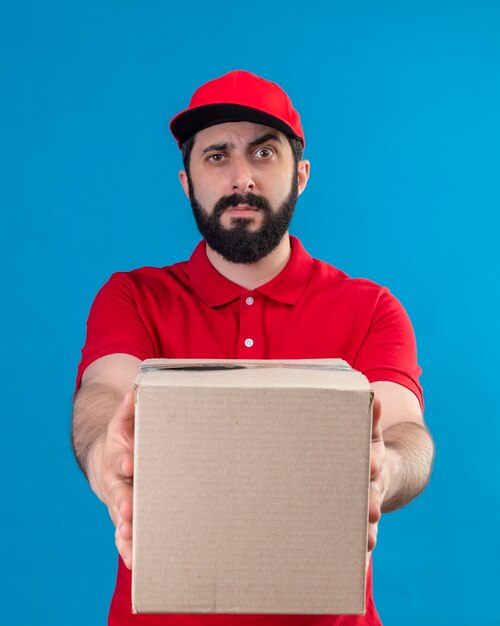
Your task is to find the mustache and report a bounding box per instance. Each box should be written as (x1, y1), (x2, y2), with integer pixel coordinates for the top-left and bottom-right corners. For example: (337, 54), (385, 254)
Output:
(212, 193), (273, 218)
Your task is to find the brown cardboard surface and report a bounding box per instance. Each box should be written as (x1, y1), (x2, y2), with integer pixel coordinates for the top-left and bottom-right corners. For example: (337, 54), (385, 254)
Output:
(132, 359), (373, 615)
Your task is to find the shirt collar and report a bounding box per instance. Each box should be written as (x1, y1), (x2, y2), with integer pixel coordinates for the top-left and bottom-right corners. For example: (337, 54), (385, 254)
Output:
(187, 236), (313, 308)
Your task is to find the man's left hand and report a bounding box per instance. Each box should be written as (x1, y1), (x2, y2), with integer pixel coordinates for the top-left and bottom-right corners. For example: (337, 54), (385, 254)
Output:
(368, 397), (389, 552)
(366, 381), (434, 555)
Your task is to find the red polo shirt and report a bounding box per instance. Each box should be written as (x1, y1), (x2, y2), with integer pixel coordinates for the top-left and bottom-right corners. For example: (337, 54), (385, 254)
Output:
(77, 236), (423, 626)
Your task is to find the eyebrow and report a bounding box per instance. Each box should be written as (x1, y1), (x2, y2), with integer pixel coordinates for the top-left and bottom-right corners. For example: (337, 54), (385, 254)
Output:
(248, 132), (282, 148)
(200, 132), (283, 156)
(201, 142), (232, 156)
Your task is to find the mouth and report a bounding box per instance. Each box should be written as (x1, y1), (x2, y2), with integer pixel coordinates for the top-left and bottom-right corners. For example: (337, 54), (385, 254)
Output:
(226, 204), (260, 216)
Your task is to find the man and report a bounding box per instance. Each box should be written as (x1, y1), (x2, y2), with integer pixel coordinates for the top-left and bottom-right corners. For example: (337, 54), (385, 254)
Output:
(72, 70), (434, 625)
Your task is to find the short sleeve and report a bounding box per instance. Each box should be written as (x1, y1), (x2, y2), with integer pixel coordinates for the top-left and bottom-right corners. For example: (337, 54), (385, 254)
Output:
(352, 288), (424, 410)
(75, 273), (155, 390)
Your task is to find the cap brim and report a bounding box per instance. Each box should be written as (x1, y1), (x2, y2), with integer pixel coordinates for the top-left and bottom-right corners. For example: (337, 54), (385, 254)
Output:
(170, 103), (302, 147)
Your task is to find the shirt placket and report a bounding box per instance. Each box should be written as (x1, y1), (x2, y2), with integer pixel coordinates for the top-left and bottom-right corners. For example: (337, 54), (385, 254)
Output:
(237, 292), (264, 358)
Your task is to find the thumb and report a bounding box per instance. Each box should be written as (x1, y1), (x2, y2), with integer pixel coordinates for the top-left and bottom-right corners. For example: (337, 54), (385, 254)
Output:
(372, 396), (382, 435)
(108, 390), (135, 439)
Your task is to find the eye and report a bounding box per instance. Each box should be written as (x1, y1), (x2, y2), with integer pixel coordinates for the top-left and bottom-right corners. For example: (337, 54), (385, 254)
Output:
(207, 153), (226, 163)
(254, 147), (275, 159)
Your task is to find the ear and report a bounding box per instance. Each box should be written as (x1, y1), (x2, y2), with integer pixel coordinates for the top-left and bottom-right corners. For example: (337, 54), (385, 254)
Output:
(297, 160), (310, 196)
(179, 170), (190, 199)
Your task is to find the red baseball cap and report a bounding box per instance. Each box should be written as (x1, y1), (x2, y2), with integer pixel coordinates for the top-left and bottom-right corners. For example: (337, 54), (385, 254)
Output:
(170, 70), (305, 149)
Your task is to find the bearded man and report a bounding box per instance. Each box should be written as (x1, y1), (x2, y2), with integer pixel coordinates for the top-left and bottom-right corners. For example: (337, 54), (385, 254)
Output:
(72, 70), (434, 626)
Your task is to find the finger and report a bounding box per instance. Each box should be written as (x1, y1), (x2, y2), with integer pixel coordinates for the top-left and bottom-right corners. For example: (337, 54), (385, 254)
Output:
(115, 526), (133, 570)
(107, 502), (121, 529)
(110, 481), (133, 522)
(370, 453), (379, 479)
(110, 451), (134, 480)
(367, 521), (378, 552)
(119, 520), (133, 542)
(108, 497), (133, 531)
(369, 484), (382, 524)
(107, 496), (133, 536)
(119, 492), (133, 523)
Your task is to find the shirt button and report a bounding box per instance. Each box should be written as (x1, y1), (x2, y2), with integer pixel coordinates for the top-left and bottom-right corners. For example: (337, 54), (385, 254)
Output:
(244, 338), (254, 348)
(245, 296), (254, 305)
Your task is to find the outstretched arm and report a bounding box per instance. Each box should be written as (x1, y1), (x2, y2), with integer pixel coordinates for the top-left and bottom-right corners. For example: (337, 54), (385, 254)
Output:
(72, 353), (141, 569)
(368, 380), (434, 551)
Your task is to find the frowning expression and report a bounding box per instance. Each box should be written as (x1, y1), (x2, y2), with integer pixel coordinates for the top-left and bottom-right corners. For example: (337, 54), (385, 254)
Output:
(179, 121), (309, 262)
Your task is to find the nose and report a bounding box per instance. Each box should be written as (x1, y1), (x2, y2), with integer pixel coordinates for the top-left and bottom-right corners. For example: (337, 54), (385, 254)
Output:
(230, 156), (255, 193)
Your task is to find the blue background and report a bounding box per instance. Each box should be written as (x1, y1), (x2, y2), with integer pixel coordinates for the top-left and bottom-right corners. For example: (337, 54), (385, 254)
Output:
(2, 1), (499, 624)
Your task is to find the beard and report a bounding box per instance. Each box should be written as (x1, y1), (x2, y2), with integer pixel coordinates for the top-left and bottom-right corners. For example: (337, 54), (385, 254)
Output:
(187, 170), (299, 264)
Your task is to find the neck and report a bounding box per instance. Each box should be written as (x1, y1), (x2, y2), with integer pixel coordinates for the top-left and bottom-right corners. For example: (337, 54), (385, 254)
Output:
(206, 235), (292, 290)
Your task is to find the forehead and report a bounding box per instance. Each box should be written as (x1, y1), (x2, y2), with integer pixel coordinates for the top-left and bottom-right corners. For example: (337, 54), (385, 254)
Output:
(193, 121), (288, 149)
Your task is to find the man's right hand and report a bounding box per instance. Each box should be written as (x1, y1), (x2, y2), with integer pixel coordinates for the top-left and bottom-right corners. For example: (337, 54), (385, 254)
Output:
(87, 391), (135, 570)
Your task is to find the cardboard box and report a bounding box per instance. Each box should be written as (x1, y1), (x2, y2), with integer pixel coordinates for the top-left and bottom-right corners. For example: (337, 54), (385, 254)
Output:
(132, 359), (373, 615)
